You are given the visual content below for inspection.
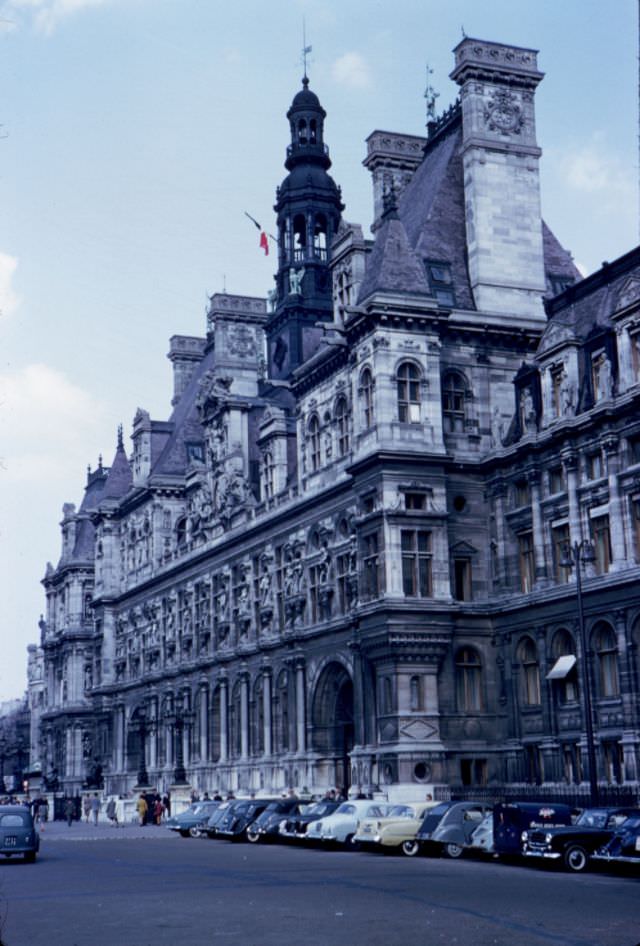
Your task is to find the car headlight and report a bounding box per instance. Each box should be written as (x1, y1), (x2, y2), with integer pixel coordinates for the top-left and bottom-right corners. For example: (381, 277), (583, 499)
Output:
(545, 833), (552, 844)
(521, 831), (528, 842)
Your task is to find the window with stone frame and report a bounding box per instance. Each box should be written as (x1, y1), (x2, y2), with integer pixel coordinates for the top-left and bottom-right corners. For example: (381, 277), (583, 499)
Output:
(308, 415), (321, 472)
(518, 636), (541, 706)
(586, 450), (604, 480)
(594, 624), (620, 698)
(632, 497), (640, 562)
(452, 556), (472, 601)
(551, 523), (571, 584)
(550, 366), (564, 417)
(335, 396), (350, 457)
(460, 759), (488, 787)
(517, 531), (535, 593)
(361, 531), (381, 599)
(548, 464), (565, 495)
(359, 367), (374, 428)
(562, 743), (583, 784)
(424, 261), (455, 307)
(441, 370), (467, 433)
(455, 647), (483, 712)
(404, 491), (427, 510)
(525, 744), (544, 785)
(602, 740), (623, 784)
(401, 529), (432, 597)
(551, 629), (579, 705)
(397, 362), (421, 424)
(336, 551), (350, 614)
(630, 329), (640, 382)
(514, 479), (530, 507)
(590, 514), (612, 574)
(629, 434), (640, 465)
(251, 677), (264, 756)
(409, 675), (422, 711)
(262, 450), (275, 500)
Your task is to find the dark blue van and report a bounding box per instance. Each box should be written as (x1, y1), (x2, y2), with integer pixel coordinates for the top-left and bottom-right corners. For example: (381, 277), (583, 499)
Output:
(493, 802), (574, 855)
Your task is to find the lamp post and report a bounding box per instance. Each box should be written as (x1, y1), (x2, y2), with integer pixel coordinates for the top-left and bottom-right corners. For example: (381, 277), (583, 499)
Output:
(165, 693), (192, 785)
(560, 540), (599, 806)
(133, 705), (150, 788)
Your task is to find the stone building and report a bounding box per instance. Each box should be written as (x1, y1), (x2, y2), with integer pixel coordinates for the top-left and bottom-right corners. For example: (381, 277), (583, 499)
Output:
(30, 37), (640, 800)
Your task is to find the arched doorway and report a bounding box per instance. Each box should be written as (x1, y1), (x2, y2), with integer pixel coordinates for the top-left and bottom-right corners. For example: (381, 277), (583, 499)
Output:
(311, 662), (354, 793)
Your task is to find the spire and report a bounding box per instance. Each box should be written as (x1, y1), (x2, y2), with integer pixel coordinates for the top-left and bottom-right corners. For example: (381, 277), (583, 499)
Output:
(117, 423), (124, 451)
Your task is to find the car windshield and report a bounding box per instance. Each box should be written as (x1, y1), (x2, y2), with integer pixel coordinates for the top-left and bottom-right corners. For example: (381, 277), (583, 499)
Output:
(365, 805), (386, 817)
(305, 803), (330, 815)
(576, 809), (609, 828)
(387, 805), (413, 818)
(0, 813), (27, 827)
(336, 804), (356, 815)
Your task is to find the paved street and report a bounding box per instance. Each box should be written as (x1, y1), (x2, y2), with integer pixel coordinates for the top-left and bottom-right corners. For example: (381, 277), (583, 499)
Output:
(0, 824), (639, 946)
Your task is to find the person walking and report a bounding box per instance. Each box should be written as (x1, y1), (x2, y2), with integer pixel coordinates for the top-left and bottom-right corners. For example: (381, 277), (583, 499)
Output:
(106, 797), (118, 827)
(65, 797), (75, 827)
(82, 795), (91, 823)
(90, 793), (101, 826)
(136, 793), (148, 826)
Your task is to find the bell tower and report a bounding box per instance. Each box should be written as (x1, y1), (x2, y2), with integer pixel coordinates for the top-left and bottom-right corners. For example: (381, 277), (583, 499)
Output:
(267, 77), (344, 380)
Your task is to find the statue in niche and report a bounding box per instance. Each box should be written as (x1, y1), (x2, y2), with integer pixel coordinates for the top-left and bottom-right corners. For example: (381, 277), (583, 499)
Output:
(596, 353), (613, 400)
(490, 406), (504, 447)
(520, 387), (536, 432)
(318, 542), (331, 585)
(288, 267), (305, 295)
(207, 421), (228, 466)
(560, 371), (576, 415)
(259, 552), (274, 605)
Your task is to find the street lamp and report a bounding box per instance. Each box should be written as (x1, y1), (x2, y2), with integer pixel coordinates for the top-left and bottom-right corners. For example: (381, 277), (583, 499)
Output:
(560, 539), (599, 806)
(165, 693), (192, 785)
(132, 705), (150, 787)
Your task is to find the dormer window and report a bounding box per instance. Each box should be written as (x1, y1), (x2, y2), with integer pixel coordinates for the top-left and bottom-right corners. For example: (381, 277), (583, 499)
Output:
(424, 260), (455, 307)
(591, 350), (613, 402)
(186, 441), (204, 464)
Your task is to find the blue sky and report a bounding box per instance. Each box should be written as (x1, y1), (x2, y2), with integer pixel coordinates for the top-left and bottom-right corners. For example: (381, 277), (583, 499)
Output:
(0, 0), (637, 702)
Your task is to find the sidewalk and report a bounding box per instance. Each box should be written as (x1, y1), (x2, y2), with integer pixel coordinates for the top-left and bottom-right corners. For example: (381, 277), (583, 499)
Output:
(38, 819), (180, 841)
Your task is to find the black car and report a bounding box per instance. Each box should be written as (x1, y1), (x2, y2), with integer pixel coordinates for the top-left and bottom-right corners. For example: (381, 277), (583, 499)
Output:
(0, 805), (40, 863)
(165, 800), (220, 838)
(411, 801), (491, 858)
(522, 806), (640, 872)
(205, 801), (234, 839)
(215, 799), (280, 840)
(245, 799), (302, 843)
(492, 802), (574, 856)
(279, 801), (341, 841)
(593, 815), (640, 866)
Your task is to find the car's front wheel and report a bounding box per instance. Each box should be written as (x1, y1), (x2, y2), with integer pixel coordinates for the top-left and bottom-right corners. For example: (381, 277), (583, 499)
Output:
(246, 828), (260, 843)
(563, 844), (589, 872)
(443, 842), (464, 859)
(189, 827), (202, 839)
(179, 829), (190, 838)
(402, 839), (420, 857)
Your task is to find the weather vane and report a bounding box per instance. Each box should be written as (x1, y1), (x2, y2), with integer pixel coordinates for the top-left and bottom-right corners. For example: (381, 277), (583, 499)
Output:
(301, 18), (312, 80)
(424, 63), (440, 122)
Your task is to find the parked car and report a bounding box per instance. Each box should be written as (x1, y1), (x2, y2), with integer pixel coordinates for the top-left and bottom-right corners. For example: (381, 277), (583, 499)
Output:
(205, 801), (234, 839)
(410, 801), (492, 857)
(215, 798), (280, 840)
(354, 801), (439, 853)
(245, 799), (303, 843)
(467, 811), (494, 855)
(489, 802), (575, 857)
(166, 800), (220, 838)
(0, 805), (40, 863)
(593, 815), (640, 867)
(305, 800), (390, 847)
(522, 806), (640, 872)
(279, 801), (341, 840)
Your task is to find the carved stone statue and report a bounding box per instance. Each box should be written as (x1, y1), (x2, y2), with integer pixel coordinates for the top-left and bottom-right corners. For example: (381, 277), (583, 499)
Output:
(288, 267), (305, 295)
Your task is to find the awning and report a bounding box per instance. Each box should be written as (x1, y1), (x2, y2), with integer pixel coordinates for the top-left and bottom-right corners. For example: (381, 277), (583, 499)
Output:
(546, 655), (577, 680)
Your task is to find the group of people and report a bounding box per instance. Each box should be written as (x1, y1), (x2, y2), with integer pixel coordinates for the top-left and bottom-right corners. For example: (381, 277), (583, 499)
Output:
(136, 791), (171, 826)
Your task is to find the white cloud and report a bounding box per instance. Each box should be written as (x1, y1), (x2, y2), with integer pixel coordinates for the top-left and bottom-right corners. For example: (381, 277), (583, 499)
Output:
(3, 0), (111, 33)
(559, 136), (634, 200)
(0, 252), (20, 319)
(331, 51), (373, 91)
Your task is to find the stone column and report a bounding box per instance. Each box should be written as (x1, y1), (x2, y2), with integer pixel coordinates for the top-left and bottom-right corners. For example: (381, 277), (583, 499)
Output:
(148, 697), (157, 771)
(603, 436), (627, 570)
(528, 469), (548, 586)
(240, 672), (249, 760)
(219, 678), (228, 762)
(199, 685), (208, 762)
(262, 669), (272, 757)
(165, 718), (173, 768)
(349, 644), (365, 747)
(295, 658), (306, 753)
(491, 482), (507, 588)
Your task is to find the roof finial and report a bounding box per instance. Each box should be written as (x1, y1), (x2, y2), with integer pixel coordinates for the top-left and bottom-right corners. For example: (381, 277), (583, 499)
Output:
(301, 17), (312, 84)
(117, 424), (124, 450)
(424, 62), (440, 123)
(98, 453), (103, 470)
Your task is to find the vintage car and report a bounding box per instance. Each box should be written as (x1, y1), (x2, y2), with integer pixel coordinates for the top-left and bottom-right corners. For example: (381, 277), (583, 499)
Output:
(166, 800), (220, 838)
(215, 798), (280, 840)
(354, 801), (438, 853)
(245, 799), (303, 843)
(410, 801), (492, 857)
(467, 812), (494, 855)
(305, 800), (390, 847)
(490, 802), (574, 857)
(522, 806), (640, 872)
(593, 815), (640, 866)
(0, 804), (40, 863)
(279, 801), (341, 840)
(205, 801), (234, 838)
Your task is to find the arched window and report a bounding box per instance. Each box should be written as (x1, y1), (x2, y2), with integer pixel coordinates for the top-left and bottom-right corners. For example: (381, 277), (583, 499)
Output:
(309, 118), (317, 143)
(455, 647), (483, 712)
(176, 517), (187, 547)
(313, 214), (327, 259)
(360, 368), (374, 428)
(263, 450), (275, 500)
(293, 214), (306, 262)
(594, 624), (619, 698)
(397, 362), (421, 423)
(551, 629), (578, 705)
(308, 415), (321, 472)
(442, 370), (467, 433)
(518, 636), (541, 706)
(297, 119), (308, 144)
(335, 396), (350, 457)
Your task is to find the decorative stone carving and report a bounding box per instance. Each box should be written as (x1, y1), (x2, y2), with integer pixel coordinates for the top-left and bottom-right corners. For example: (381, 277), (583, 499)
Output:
(484, 89), (523, 134)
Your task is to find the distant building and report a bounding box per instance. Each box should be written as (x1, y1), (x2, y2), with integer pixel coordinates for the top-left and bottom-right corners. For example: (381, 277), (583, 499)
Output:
(30, 37), (640, 799)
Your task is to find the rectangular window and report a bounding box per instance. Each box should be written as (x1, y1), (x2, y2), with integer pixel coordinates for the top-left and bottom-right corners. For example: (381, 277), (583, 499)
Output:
(336, 552), (350, 614)
(586, 451), (603, 480)
(453, 558), (472, 601)
(591, 514), (612, 574)
(460, 759), (487, 787)
(562, 744), (583, 784)
(401, 530), (432, 597)
(629, 434), (640, 465)
(362, 533), (380, 599)
(514, 479), (530, 507)
(550, 368), (563, 417)
(552, 524), (571, 584)
(602, 741), (623, 785)
(424, 260), (455, 307)
(518, 531), (535, 593)
(548, 465), (565, 495)
(405, 492), (426, 511)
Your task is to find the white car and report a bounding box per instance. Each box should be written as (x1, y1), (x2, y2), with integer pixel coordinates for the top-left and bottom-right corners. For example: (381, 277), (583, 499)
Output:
(306, 800), (390, 847)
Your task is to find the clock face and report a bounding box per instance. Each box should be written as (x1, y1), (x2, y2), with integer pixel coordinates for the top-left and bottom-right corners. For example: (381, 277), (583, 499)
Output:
(484, 90), (523, 135)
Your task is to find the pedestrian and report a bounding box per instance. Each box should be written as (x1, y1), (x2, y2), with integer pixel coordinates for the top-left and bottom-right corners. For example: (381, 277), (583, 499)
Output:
(154, 797), (163, 826)
(65, 797), (75, 827)
(82, 795), (91, 823)
(106, 797), (118, 827)
(162, 793), (171, 818)
(136, 793), (148, 826)
(90, 793), (100, 826)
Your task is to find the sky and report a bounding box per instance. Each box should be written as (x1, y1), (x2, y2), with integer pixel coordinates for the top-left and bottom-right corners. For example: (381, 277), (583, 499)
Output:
(0, 0), (638, 703)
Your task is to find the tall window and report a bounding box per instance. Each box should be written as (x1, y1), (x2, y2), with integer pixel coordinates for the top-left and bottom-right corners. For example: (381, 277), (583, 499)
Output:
(586, 450), (603, 480)
(401, 530), (432, 597)
(518, 637), (541, 706)
(630, 331), (640, 382)
(548, 465), (565, 494)
(590, 514), (612, 574)
(518, 531), (535, 593)
(455, 647), (483, 712)
(360, 368), (374, 428)
(397, 362), (421, 423)
(551, 630), (578, 705)
(410, 675), (422, 711)
(263, 450), (275, 500)
(362, 532), (380, 599)
(602, 741), (623, 784)
(552, 523), (571, 584)
(594, 624), (619, 698)
(442, 371), (466, 433)
(452, 557), (472, 601)
(335, 396), (350, 457)
(632, 497), (640, 562)
(308, 415), (321, 472)
(550, 366), (564, 417)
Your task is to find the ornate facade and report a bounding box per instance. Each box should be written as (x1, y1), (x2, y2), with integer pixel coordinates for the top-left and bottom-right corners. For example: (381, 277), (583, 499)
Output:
(30, 38), (640, 799)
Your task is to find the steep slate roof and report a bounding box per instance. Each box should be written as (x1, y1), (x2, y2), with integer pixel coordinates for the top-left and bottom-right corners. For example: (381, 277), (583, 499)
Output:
(357, 207), (431, 302)
(102, 436), (133, 501)
(541, 222), (582, 290)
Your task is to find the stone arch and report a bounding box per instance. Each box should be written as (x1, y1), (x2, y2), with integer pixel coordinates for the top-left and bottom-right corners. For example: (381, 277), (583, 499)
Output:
(310, 661), (354, 792)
